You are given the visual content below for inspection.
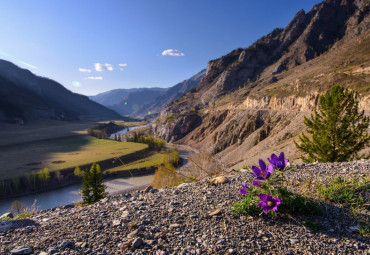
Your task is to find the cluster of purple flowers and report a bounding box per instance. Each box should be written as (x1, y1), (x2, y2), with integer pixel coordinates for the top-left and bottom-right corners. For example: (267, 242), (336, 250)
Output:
(239, 152), (288, 214)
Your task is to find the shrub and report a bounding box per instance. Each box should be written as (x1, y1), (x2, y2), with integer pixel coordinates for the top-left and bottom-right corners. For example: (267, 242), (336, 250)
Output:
(152, 163), (181, 188)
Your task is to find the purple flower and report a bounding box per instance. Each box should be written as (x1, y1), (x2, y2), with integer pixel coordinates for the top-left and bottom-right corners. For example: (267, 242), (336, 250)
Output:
(251, 159), (273, 180)
(252, 180), (262, 187)
(257, 194), (281, 214)
(268, 152), (289, 170)
(239, 182), (249, 195)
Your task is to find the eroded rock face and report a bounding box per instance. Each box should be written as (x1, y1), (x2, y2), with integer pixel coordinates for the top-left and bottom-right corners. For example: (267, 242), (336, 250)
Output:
(153, 0), (370, 164)
(153, 114), (202, 142)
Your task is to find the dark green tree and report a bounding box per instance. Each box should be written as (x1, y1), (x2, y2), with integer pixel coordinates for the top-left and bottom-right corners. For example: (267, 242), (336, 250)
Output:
(295, 85), (369, 162)
(81, 163), (107, 204)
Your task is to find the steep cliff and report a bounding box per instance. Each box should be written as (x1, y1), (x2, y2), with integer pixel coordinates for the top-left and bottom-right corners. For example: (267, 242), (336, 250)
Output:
(153, 0), (370, 168)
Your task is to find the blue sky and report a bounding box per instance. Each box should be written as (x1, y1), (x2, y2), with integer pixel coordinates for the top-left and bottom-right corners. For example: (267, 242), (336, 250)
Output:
(1, 0), (322, 96)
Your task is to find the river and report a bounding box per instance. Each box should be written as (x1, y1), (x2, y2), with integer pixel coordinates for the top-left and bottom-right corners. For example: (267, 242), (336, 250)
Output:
(0, 123), (155, 215)
(0, 124), (192, 215)
(0, 174), (154, 215)
(109, 123), (151, 139)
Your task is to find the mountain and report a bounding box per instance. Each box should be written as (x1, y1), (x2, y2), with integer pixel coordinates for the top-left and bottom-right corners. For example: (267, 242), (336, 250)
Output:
(106, 88), (167, 116)
(90, 70), (205, 118)
(134, 70), (206, 117)
(153, 0), (370, 168)
(0, 60), (123, 123)
(89, 88), (142, 106)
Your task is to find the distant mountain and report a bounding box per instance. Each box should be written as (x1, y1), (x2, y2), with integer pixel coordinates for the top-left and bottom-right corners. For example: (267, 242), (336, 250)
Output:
(89, 88), (141, 106)
(108, 88), (167, 116)
(0, 59), (122, 123)
(134, 70), (206, 117)
(91, 71), (206, 118)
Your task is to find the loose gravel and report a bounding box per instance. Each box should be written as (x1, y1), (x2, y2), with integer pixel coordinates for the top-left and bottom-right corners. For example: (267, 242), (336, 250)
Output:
(1, 160), (369, 254)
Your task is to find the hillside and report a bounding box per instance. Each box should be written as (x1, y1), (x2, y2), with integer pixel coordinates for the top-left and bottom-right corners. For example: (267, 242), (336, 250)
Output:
(153, 0), (370, 168)
(134, 70), (206, 117)
(0, 60), (123, 122)
(90, 71), (206, 118)
(108, 88), (167, 116)
(89, 88), (142, 107)
(1, 160), (369, 254)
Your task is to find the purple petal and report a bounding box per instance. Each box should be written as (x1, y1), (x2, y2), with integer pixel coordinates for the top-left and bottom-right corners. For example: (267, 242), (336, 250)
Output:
(267, 164), (274, 174)
(285, 159), (289, 165)
(252, 180), (261, 187)
(258, 193), (268, 203)
(258, 159), (266, 171)
(270, 154), (278, 164)
(257, 201), (267, 208)
(252, 166), (261, 177)
(273, 197), (281, 206)
(241, 182), (249, 189)
(279, 152), (285, 162)
(239, 188), (248, 195)
(263, 207), (271, 214)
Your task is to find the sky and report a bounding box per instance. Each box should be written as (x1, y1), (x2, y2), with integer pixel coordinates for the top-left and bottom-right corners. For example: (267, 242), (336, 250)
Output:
(0, 0), (322, 96)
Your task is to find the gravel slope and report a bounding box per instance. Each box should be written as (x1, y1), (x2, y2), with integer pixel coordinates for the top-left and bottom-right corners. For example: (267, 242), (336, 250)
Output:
(1, 160), (369, 255)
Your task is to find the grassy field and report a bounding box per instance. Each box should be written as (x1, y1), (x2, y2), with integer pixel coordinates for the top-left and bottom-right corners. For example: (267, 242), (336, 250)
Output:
(105, 153), (167, 172)
(0, 118), (152, 180)
(0, 120), (97, 147)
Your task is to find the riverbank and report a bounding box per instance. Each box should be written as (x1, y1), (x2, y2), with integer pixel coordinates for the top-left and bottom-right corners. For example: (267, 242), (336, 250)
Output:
(1, 160), (369, 254)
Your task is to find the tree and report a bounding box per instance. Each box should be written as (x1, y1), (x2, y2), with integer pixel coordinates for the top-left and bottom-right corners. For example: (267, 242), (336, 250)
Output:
(81, 163), (107, 204)
(37, 168), (50, 184)
(295, 85), (369, 162)
(74, 166), (82, 177)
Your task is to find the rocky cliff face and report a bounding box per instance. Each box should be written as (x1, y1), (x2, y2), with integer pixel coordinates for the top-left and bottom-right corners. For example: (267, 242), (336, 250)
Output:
(154, 0), (370, 168)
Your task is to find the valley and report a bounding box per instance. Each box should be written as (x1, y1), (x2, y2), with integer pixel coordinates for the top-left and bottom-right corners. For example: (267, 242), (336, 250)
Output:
(0, 0), (369, 253)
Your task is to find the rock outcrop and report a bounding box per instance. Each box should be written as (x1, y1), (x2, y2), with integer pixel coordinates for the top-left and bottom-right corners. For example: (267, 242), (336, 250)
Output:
(153, 0), (370, 167)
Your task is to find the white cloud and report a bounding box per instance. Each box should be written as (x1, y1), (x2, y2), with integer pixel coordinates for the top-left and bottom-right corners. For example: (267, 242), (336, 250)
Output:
(94, 63), (114, 72)
(161, 49), (185, 57)
(78, 68), (92, 73)
(87, 76), (103, 80)
(118, 63), (127, 70)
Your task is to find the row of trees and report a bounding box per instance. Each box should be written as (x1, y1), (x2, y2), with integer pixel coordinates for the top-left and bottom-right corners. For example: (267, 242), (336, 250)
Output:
(128, 133), (166, 150)
(0, 168), (52, 195)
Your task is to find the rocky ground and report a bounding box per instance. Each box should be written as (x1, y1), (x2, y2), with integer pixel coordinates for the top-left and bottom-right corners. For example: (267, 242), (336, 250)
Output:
(0, 160), (369, 255)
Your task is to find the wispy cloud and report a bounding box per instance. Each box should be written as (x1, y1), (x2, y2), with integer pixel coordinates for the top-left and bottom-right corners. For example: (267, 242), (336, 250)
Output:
(78, 68), (92, 73)
(87, 76), (103, 80)
(118, 63), (127, 70)
(161, 49), (185, 57)
(94, 63), (113, 72)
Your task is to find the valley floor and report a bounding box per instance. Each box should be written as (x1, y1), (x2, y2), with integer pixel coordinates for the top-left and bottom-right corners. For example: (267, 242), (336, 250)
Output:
(1, 161), (369, 254)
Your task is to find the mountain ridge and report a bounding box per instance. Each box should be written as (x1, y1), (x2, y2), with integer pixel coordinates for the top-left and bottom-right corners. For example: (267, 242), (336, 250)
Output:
(153, 0), (370, 168)
(0, 59), (123, 122)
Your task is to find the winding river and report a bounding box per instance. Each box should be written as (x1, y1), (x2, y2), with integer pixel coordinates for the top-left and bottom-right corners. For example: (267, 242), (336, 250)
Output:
(0, 124), (154, 215)
(0, 123), (192, 215)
